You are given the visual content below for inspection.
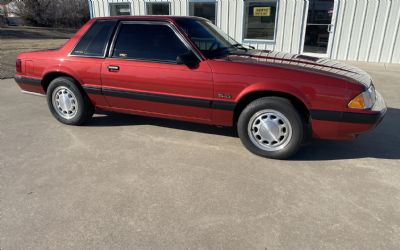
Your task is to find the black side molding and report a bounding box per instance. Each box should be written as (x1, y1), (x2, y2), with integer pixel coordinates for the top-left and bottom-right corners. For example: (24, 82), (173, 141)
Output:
(311, 109), (386, 124)
(82, 85), (102, 95)
(211, 101), (236, 111)
(82, 86), (236, 111)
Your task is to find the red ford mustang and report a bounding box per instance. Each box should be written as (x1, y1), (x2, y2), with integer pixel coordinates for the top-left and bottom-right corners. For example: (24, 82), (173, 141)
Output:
(15, 16), (386, 159)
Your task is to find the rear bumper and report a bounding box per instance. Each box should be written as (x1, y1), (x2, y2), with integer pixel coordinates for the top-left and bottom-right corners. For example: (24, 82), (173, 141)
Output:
(14, 75), (45, 95)
(311, 91), (386, 140)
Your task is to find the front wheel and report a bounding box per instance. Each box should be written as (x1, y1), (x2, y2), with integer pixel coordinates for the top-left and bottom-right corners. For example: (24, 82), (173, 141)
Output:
(46, 77), (94, 125)
(237, 97), (305, 159)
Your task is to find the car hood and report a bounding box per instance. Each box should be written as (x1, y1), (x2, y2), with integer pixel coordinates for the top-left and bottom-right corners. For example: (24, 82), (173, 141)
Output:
(220, 50), (372, 87)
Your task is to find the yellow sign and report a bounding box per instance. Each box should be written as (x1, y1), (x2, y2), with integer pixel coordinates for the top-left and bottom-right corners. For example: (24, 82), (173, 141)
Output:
(253, 7), (271, 17)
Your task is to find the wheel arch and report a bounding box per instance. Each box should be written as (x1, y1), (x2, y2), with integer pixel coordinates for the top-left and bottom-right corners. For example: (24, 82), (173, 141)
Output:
(233, 90), (311, 125)
(41, 71), (83, 94)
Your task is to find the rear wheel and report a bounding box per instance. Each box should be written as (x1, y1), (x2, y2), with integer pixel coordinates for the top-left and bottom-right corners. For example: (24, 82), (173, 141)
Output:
(46, 77), (94, 125)
(237, 97), (304, 159)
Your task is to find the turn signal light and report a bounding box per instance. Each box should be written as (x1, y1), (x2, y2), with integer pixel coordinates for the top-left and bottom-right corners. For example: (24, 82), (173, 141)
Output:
(348, 86), (376, 109)
(348, 94), (366, 109)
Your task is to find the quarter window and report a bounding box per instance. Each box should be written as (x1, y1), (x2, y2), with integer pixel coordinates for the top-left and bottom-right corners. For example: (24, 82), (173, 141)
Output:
(243, 0), (278, 41)
(111, 23), (189, 62)
(189, 1), (217, 24)
(71, 20), (116, 57)
(146, 2), (170, 15)
(109, 3), (132, 16)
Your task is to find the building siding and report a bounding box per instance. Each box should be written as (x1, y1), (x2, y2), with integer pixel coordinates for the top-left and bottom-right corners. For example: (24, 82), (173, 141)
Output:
(89, 0), (400, 63)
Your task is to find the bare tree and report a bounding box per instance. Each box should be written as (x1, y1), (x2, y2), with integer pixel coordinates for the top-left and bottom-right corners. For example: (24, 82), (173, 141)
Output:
(0, 0), (13, 26)
(13, 0), (89, 28)
(0, 0), (13, 4)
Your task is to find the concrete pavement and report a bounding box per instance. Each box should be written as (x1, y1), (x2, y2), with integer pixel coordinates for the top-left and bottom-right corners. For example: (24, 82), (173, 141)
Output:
(1, 64), (400, 249)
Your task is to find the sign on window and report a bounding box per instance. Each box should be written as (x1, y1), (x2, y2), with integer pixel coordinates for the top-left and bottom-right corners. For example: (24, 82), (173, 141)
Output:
(119, 8), (131, 13)
(253, 7), (271, 17)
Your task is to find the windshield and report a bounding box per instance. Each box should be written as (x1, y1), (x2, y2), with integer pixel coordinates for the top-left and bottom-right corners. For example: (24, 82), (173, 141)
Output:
(176, 18), (247, 59)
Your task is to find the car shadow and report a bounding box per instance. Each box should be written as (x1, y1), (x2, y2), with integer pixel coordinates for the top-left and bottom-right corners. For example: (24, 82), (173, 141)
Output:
(86, 108), (400, 160)
(87, 111), (238, 138)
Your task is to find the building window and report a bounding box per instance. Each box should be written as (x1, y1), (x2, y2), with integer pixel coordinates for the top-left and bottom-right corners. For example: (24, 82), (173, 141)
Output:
(243, 0), (278, 41)
(189, 1), (217, 24)
(111, 23), (189, 62)
(146, 2), (170, 15)
(109, 3), (132, 16)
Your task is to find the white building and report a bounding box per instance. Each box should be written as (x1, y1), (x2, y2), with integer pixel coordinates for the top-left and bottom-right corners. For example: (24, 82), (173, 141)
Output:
(88, 0), (400, 63)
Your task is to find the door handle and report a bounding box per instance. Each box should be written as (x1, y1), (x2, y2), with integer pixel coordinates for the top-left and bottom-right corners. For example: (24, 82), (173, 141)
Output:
(108, 65), (120, 72)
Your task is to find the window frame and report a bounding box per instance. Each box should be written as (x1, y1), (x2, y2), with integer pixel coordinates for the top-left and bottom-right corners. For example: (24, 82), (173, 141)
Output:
(107, 20), (203, 64)
(145, 1), (171, 16)
(68, 20), (118, 58)
(109, 3), (132, 16)
(188, 0), (218, 25)
(242, 0), (279, 43)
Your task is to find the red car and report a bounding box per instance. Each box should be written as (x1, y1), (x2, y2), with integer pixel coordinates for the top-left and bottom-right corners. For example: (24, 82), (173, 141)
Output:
(15, 16), (386, 159)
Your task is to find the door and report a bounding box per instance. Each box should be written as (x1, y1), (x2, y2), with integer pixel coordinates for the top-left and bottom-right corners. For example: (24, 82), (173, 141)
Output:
(302, 0), (337, 57)
(101, 21), (213, 122)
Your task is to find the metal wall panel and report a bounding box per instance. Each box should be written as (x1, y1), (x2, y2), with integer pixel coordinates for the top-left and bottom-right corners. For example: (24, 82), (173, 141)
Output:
(380, 0), (400, 62)
(332, 0), (400, 63)
(89, 0), (400, 63)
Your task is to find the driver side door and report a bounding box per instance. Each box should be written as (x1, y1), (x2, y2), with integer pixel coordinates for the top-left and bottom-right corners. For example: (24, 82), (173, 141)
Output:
(101, 21), (213, 123)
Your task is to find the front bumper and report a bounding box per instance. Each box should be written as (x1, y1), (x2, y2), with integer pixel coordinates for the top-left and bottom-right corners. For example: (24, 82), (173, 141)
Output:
(311, 91), (387, 140)
(341, 91), (386, 124)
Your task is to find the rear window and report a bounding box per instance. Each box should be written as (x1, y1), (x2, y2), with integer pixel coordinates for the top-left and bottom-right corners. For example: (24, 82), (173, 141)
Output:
(71, 20), (117, 57)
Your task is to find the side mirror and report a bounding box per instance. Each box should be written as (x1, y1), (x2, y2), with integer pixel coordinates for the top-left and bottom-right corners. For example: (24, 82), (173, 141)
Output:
(176, 51), (200, 69)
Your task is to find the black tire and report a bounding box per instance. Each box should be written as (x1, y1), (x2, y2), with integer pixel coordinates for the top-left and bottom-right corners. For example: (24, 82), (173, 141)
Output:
(237, 97), (304, 159)
(46, 77), (94, 125)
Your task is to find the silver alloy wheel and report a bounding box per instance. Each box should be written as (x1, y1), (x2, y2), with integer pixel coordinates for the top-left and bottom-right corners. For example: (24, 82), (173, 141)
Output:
(247, 109), (293, 151)
(52, 86), (78, 119)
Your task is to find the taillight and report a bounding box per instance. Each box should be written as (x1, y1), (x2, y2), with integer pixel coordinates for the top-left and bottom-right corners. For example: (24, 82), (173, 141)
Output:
(16, 59), (22, 73)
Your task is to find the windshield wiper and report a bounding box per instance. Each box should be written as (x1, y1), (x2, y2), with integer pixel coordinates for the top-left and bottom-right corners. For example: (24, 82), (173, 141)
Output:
(230, 43), (248, 52)
(207, 45), (250, 59)
(230, 43), (256, 51)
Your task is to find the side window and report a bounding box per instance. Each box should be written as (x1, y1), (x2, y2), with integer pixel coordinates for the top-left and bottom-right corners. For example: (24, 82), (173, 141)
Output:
(71, 20), (116, 57)
(112, 23), (189, 62)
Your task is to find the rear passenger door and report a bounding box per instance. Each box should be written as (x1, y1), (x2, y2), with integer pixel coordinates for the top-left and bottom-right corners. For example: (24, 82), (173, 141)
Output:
(101, 21), (213, 122)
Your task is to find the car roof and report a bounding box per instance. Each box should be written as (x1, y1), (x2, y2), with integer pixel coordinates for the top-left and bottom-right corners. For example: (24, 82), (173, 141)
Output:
(93, 15), (207, 22)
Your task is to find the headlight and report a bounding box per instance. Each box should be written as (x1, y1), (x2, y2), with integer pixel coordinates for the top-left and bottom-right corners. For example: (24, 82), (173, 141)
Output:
(348, 85), (376, 109)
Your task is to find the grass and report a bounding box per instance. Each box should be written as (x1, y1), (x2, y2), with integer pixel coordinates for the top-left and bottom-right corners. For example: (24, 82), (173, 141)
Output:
(0, 26), (75, 79)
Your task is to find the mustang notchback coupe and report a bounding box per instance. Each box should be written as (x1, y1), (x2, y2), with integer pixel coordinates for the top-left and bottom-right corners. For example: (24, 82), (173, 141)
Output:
(15, 16), (386, 159)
